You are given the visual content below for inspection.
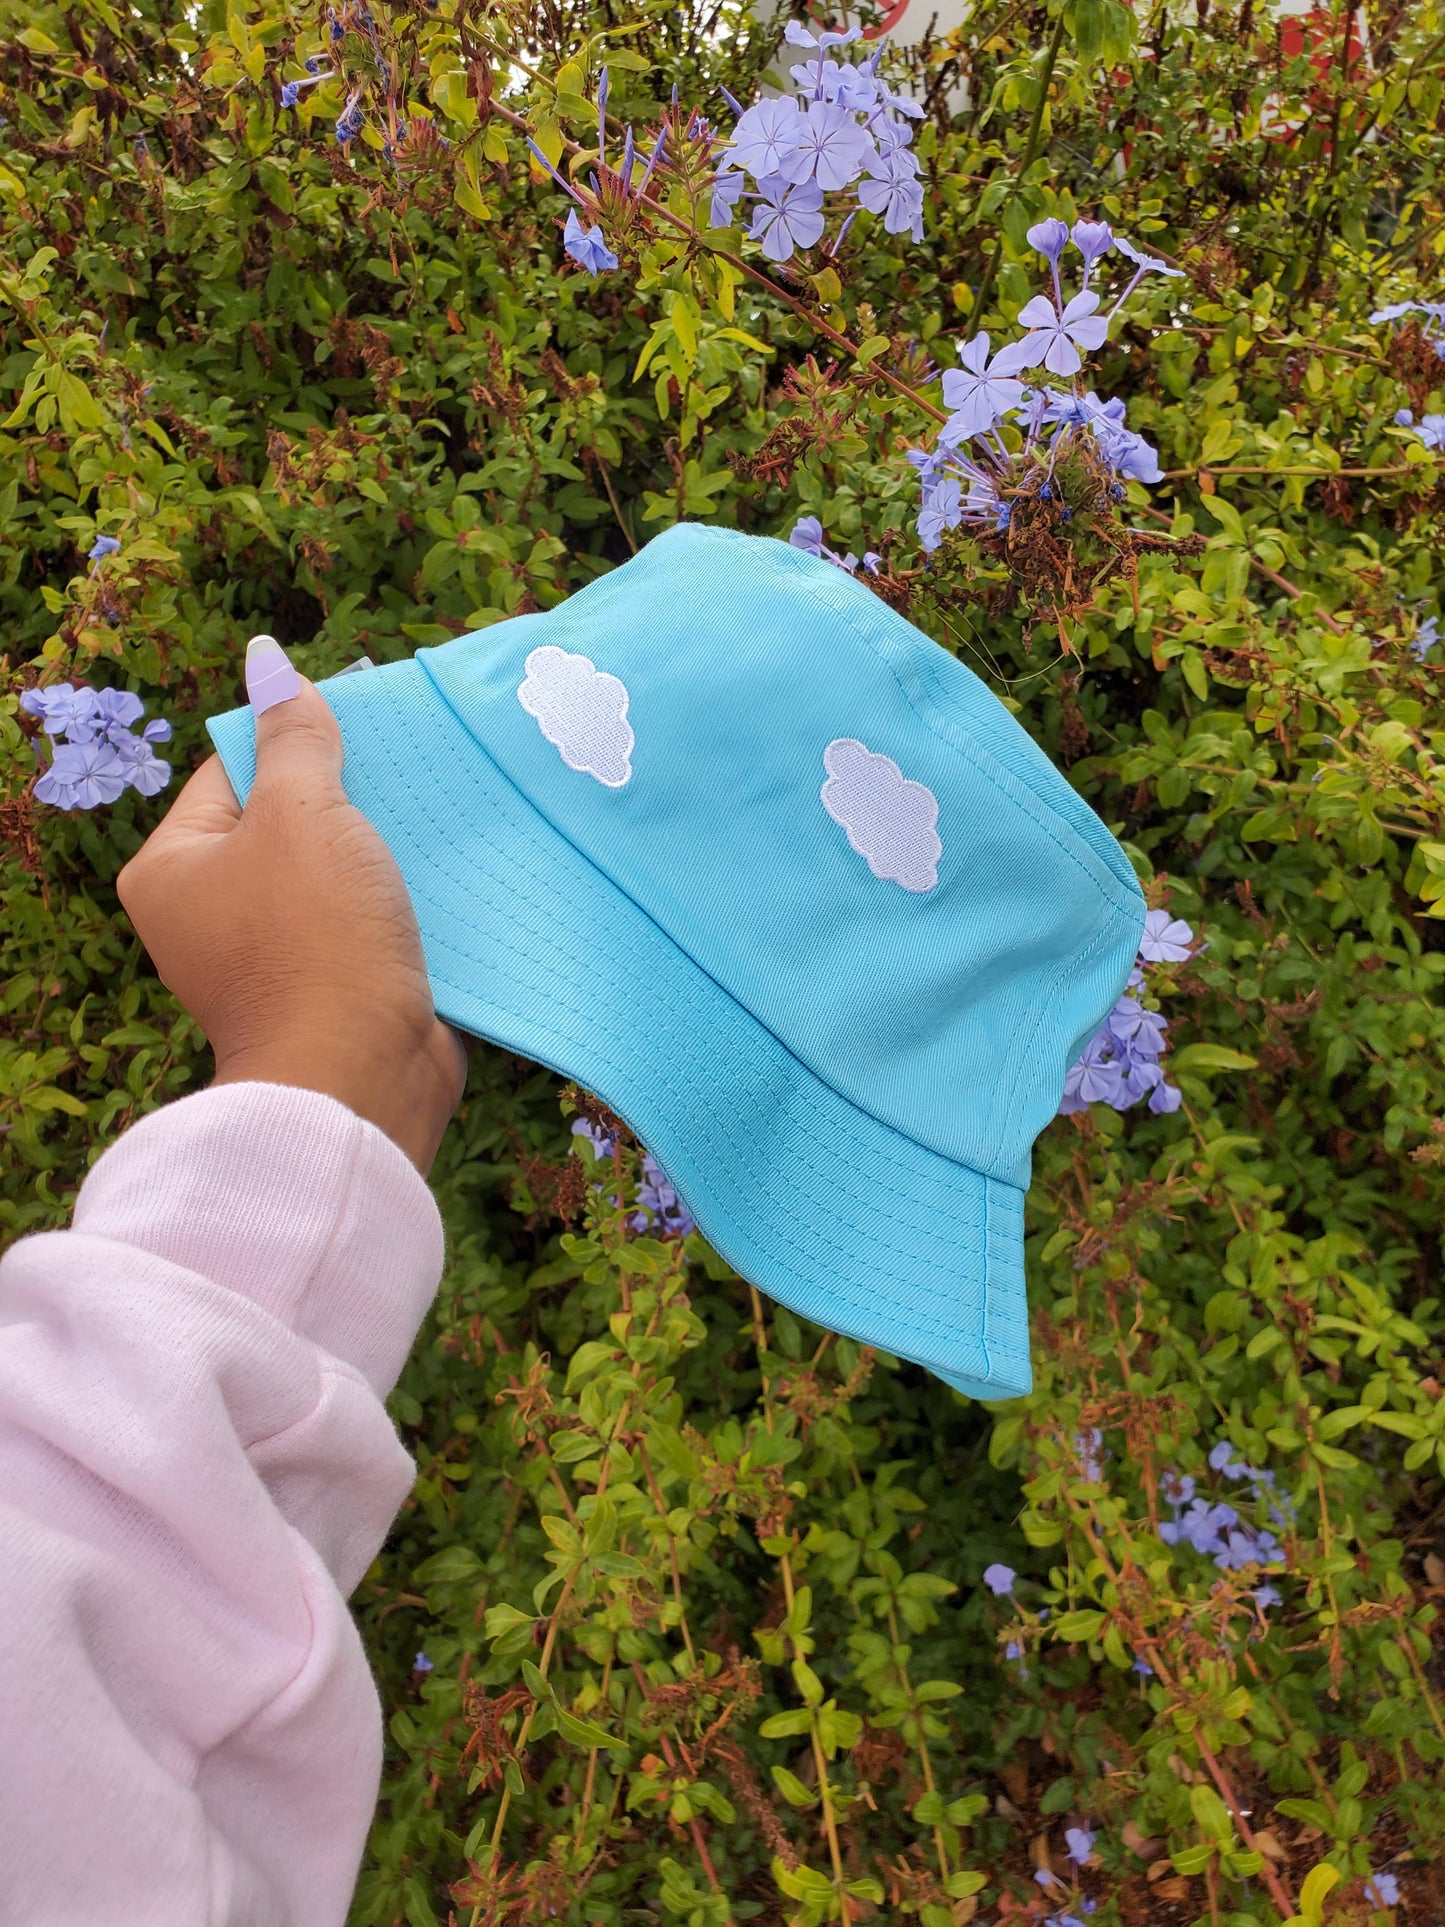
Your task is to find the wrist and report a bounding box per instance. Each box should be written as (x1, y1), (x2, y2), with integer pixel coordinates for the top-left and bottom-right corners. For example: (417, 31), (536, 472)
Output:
(212, 1018), (464, 1172)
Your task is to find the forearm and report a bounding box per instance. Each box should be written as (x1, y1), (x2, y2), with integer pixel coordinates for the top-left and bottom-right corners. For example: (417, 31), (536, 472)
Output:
(0, 1083), (444, 1925)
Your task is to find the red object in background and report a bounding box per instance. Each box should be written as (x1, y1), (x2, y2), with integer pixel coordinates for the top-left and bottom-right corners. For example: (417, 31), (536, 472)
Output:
(1279, 2), (1371, 72)
(862, 0), (913, 37)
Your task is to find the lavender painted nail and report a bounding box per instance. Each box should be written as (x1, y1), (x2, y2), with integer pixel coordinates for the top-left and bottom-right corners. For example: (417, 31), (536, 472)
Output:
(245, 634), (300, 713)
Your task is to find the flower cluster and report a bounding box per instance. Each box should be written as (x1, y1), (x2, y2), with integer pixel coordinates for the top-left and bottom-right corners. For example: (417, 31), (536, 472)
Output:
(910, 221), (1180, 552)
(713, 24), (925, 261)
(22, 683), (172, 810)
(1158, 1441), (1290, 1604)
(1058, 909), (1193, 1117)
(1412, 612), (1439, 661)
(788, 515), (880, 576)
(528, 68), (668, 278)
(571, 1118), (696, 1237)
(276, 5), (381, 146)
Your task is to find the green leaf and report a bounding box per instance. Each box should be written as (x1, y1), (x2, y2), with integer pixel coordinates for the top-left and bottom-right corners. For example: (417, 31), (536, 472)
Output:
(1170, 1043), (1259, 1074)
(771, 1764), (818, 1808)
(554, 1704), (630, 1753)
(1052, 1609), (1106, 1642)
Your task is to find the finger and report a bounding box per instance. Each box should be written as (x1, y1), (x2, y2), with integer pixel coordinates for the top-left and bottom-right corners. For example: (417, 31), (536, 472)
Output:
(142, 754), (243, 849)
(244, 648), (345, 806)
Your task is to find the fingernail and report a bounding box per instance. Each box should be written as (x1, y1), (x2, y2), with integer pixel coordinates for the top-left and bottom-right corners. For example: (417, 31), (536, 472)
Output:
(246, 634), (300, 714)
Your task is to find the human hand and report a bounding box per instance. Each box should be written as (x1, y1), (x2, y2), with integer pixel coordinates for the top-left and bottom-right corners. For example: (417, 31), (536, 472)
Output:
(118, 642), (466, 1172)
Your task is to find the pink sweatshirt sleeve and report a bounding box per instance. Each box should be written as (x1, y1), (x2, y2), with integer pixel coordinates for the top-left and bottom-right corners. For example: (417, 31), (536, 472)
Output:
(0, 1081), (446, 1926)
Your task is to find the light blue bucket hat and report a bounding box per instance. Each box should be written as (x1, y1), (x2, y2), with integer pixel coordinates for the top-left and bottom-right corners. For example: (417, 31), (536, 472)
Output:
(208, 524), (1143, 1399)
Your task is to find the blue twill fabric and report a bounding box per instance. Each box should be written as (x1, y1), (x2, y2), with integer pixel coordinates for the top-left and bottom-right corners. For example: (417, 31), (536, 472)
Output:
(208, 523), (1144, 1398)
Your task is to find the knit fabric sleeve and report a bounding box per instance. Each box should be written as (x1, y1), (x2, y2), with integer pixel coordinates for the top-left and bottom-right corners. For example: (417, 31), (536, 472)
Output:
(0, 1081), (445, 1926)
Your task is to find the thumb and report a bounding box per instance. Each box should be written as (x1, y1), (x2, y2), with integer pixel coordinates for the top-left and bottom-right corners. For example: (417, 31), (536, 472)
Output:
(244, 636), (345, 802)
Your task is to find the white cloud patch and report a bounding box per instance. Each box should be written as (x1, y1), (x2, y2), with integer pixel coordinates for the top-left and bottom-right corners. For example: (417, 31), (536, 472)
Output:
(517, 645), (634, 788)
(820, 737), (942, 893)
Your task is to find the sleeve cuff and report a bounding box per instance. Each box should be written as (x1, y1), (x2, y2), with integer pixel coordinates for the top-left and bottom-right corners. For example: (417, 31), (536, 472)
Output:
(72, 1082), (446, 1396)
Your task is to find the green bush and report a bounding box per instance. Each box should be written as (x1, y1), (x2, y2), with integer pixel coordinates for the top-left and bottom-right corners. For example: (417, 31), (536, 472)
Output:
(3, 1), (1444, 1922)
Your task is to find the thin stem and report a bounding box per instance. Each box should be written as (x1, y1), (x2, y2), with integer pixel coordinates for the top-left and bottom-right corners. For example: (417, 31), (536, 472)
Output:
(1167, 463), (1420, 479)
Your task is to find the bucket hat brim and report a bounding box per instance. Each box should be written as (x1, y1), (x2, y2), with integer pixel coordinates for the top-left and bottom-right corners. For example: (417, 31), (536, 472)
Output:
(209, 654), (1031, 1400)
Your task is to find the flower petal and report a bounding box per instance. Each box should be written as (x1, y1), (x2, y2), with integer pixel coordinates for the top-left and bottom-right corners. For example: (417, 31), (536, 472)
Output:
(1016, 293), (1059, 329)
(1060, 289), (1102, 323)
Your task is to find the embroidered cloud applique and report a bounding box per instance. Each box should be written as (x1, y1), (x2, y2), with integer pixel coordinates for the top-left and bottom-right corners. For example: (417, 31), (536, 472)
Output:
(518, 644), (634, 788)
(820, 737), (942, 893)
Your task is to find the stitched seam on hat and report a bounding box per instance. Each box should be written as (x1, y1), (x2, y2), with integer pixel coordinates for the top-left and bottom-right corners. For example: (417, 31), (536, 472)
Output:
(737, 534), (1141, 919)
(979, 1178), (994, 1385)
(358, 676), (1030, 1358)
(997, 899), (1134, 1154)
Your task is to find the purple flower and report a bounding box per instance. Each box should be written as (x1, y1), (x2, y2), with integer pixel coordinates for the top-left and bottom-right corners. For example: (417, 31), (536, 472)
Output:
(20, 682), (101, 743)
(334, 95), (364, 144)
(1253, 1584), (1282, 1610)
(917, 474), (962, 551)
(1058, 1030), (1128, 1112)
(1394, 407), (1415, 426)
(34, 739), (129, 810)
(1161, 1470), (1196, 1510)
(634, 1150), (694, 1236)
(940, 332), (1031, 439)
(1216, 1525), (1283, 1571)
(1004, 1640), (1023, 1660)
(1091, 413), (1164, 484)
(789, 517), (872, 575)
(983, 1562), (1016, 1596)
(1148, 1080), (1182, 1114)
(1114, 235), (1185, 279)
(93, 688), (146, 737)
(1412, 614), (1439, 661)
(790, 515), (826, 559)
(113, 740), (173, 796)
(856, 148), (924, 239)
(1139, 909), (1194, 963)
(1065, 1826), (1095, 1864)
(728, 97), (805, 179)
(710, 166), (745, 228)
(88, 534), (121, 562)
(563, 208), (619, 275)
(1415, 414), (1445, 450)
(1011, 291), (1110, 377)
(1159, 1498), (1239, 1557)
(1132, 1655), (1154, 1677)
(1364, 1873), (1400, 1908)
(748, 175), (825, 262)
(1027, 217), (1070, 263)
(1071, 219), (1114, 276)
(779, 99), (875, 191)
(834, 63), (882, 112)
(572, 1116), (617, 1159)
(413, 1652), (434, 1673)
(783, 20), (863, 50)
